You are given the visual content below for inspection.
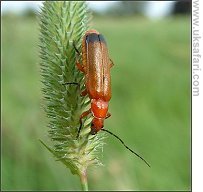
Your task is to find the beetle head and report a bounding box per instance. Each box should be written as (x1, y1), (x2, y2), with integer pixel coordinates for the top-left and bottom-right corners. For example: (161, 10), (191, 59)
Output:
(90, 117), (104, 135)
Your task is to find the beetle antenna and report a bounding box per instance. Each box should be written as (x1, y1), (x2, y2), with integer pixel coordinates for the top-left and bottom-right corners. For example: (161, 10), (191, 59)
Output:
(101, 128), (150, 167)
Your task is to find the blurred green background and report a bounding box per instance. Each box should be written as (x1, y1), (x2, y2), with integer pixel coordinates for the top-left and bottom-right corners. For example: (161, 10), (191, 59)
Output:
(2, 2), (190, 191)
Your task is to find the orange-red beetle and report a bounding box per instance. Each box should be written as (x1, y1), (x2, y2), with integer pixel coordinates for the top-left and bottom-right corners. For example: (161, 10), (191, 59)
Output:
(76, 29), (114, 135)
(68, 29), (150, 167)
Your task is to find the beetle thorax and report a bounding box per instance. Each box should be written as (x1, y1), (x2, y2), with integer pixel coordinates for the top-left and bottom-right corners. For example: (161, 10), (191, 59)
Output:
(91, 99), (108, 119)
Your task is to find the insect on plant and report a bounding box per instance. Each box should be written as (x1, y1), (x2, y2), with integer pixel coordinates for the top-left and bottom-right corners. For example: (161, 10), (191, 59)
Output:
(64, 29), (150, 167)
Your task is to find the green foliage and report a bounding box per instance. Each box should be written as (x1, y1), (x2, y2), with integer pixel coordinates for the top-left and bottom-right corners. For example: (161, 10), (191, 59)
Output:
(39, 1), (104, 180)
(103, 1), (146, 16)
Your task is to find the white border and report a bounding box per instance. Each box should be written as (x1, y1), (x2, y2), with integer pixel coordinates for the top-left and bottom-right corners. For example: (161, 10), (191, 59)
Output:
(192, 0), (203, 191)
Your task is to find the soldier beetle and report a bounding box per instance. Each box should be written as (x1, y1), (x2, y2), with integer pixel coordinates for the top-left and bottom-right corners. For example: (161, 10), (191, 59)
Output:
(65, 29), (150, 167)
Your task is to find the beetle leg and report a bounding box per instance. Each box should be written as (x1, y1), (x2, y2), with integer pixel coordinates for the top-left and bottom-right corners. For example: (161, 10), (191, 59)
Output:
(77, 108), (92, 138)
(105, 112), (111, 119)
(62, 82), (80, 92)
(110, 59), (114, 68)
(80, 89), (88, 96)
(63, 82), (87, 98)
(76, 61), (85, 73)
(73, 41), (81, 56)
(62, 82), (79, 86)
